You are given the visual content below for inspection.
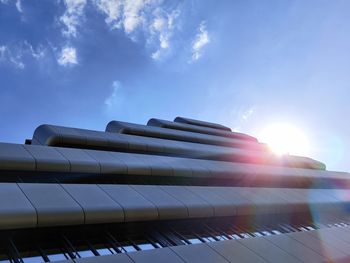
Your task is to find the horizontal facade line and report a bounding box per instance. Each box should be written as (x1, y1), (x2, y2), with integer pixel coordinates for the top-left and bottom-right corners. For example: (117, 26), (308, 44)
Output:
(0, 182), (349, 230)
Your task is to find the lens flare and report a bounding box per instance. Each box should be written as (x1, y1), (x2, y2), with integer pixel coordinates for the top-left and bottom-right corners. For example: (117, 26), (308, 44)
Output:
(259, 123), (310, 156)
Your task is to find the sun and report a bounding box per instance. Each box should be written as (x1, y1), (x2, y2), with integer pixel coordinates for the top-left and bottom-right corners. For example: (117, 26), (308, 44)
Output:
(258, 123), (310, 156)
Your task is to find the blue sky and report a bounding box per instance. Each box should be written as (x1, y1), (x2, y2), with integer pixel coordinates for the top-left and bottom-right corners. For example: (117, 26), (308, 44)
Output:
(1, 0), (350, 171)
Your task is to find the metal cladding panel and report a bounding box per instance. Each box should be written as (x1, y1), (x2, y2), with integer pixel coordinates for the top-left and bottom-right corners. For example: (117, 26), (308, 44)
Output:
(286, 231), (348, 261)
(174, 116), (232, 131)
(32, 124), (62, 145)
(56, 147), (100, 173)
(128, 247), (185, 263)
(103, 132), (129, 150)
(23, 144), (70, 172)
(323, 227), (350, 245)
(50, 125), (87, 146)
(185, 186), (236, 217)
(159, 185), (214, 218)
(134, 154), (174, 176)
(109, 152), (152, 175)
(307, 228), (350, 256)
(46, 227), (350, 263)
(131, 185), (188, 220)
(30, 125), (285, 168)
(159, 157), (192, 177)
(229, 187), (293, 215)
(0, 143), (347, 187)
(147, 118), (257, 141)
(238, 236), (302, 263)
(84, 149), (127, 174)
(106, 121), (264, 149)
(74, 254), (134, 263)
(79, 129), (109, 148)
(207, 240), (267, 263)
(18, 183), (84, 227)
(0, 183), (37, 229)
(170, 243), (229, 263)
(0, 143), (35, 171)
(124, 135), (148, 152)
(264, 233), (325, 263)
(99, 184), (158, 222)
(176, 158), (211, 178)
(0, 183), (350, 231)
(61, 184), (124, 224)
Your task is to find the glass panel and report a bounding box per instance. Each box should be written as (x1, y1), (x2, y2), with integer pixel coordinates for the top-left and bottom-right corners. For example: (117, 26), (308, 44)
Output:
(22, 256), (44, 263)
(96, 248), (113, 256)
(215, 235), (229, 240)
(137, 243), (155, 251)
(77, 250), (94, 258)
(47, 253), (68, 262)
(153, 242), (162, 248)
(188, 238), (202, 244)
(230, 234), (241, 239)
(241, 233), (251, 238)
(0, 254), (10, 263)
(272, 230), (282, 235)
(203, 236), (216, 242)
(122, 246), (137, 253)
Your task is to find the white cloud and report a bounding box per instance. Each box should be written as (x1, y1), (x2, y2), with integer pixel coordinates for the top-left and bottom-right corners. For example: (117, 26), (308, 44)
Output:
(93, 0), (154, 34)
(92, 0), (181, 60)
(0, 0), (22, 12)
(56, 0), (183, 61)
(0, 46), (6, 58)
(150, 8), (179, 60)
(123, 0), (146, 33)
(24, 41), (46, 59)
(60, 0), (87, 37)
(191, 21), (210, 62)
(0, 45), (25, 69)
(104, 80), (122, 109)
(93, 0), (123, 29)
(57, 46), (77, 66)
(15, 0), (22, 12)
(232, 106), (255, 132)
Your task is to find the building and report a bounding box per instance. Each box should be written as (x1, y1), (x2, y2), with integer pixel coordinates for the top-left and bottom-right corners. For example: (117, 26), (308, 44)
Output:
(0, 116), (350, 263)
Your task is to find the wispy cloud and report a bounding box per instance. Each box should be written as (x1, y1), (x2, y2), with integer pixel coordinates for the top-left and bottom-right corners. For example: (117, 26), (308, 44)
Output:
(24, 41), (46, 60)
(232, 106), (255, 132)
(57, 46), (78, 66)
(0, 41), (48, 69)
(150, 8), (180, 60)
(93, 0), (151, 34)
(191, 21), (210, 62)
(60, 0), (87, 37)
(0, 45), (25, 69)
(104, 80), (123, 110)
(93, 0), (181, 60)
(93, 0), (123, 29)
(0, 0), (23, 13)
(15, 0), (22, 12)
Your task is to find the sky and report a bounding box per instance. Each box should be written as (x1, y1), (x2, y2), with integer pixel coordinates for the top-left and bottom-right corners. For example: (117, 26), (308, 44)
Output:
(1, 0), (350, 172)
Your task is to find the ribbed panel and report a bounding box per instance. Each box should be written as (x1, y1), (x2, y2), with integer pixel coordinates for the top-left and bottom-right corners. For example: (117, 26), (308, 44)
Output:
(112, 121), (262, 147)
(31, 125), (325, 170)
(147, 118), (257, 141)
(0, 183), (348, 230)
(174, 116), (232, 131)
(0, 143), (339, 186)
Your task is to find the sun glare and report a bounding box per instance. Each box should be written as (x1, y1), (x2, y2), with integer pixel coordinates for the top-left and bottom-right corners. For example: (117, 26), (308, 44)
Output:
(259, 123), (310, 156)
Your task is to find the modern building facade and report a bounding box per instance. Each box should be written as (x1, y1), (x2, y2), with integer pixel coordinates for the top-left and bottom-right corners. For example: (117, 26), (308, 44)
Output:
(0, 116), (350, 262)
